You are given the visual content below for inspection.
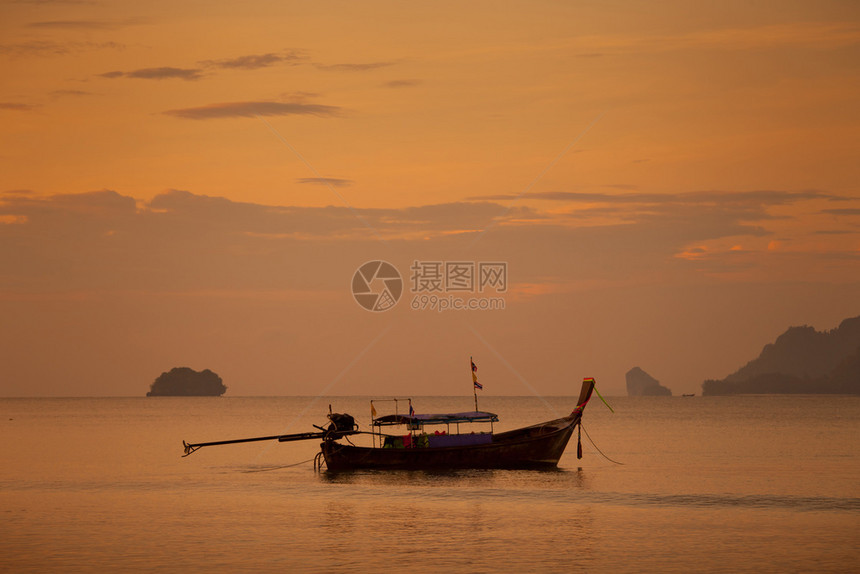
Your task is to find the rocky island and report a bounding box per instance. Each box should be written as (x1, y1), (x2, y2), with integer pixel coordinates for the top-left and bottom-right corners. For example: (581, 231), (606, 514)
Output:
(626, 367), (672, 396)
(703, 316), (860, 395)
(146, 367), (227, 397)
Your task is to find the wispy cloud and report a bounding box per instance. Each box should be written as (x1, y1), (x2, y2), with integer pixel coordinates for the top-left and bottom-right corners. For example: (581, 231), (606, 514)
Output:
(604, 184), (639, 190)
(314, 61), (395, 72)
(469, 189), (832, 206)
(99, 67), (203, 81)
(27, 20), (119, 30)
(0, 40), (124, 57)
(0, 102), (36, 111)
(163, 101), (342, 120)
(280, 91), (320, 102)
(49, 89), (92, 97)
(382, 79), (421, 88)
(12, 0), (95, 4)
(296, 177), (352, 187)
(201, 50), (306, 70)
(822, 208), (860, 216)
(94, 51), (304, 83)
(464, 189), (854, 257)
(814, 229), (858, 235)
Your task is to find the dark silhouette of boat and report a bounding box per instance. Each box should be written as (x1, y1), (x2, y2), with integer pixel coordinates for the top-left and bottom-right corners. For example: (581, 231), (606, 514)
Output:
(183, 378), (596, 471)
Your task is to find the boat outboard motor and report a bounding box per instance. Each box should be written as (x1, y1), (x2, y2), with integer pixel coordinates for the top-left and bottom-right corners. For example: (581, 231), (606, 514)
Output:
(327, 412), (356, 434)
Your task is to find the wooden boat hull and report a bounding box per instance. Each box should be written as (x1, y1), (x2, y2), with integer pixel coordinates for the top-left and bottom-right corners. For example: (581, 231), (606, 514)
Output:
(321, 412), (581, 471)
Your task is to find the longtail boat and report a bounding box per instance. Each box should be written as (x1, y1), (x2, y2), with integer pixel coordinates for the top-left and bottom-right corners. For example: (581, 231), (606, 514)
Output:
(182, 378), (597, 471)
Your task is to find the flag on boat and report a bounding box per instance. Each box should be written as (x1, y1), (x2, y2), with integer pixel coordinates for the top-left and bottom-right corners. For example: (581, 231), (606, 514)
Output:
(471, 357), (482, 390)
(371, 402), (377, 418)
(409, 403), (415, 416)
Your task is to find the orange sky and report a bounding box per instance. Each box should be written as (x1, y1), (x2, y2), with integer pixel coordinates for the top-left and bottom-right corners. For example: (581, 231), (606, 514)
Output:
(2, 1), (859, 397)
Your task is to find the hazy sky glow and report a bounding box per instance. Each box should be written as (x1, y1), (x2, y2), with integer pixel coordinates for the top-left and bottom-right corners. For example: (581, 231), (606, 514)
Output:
(2, 1), (859, 396)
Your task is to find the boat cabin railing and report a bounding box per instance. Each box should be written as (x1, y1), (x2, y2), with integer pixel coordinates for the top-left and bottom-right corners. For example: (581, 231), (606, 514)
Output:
(369, 398), (499, 448)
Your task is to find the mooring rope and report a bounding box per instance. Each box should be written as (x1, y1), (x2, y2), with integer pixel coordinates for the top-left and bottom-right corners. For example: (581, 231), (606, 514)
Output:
(240, 457), (317, 472)
(580, 423), (624, 465)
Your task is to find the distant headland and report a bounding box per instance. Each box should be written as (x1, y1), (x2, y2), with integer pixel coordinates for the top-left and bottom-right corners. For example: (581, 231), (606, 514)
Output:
(146, 367), (227, 397)
(626, 367), (672, 396)
(703, 316), (860, 395)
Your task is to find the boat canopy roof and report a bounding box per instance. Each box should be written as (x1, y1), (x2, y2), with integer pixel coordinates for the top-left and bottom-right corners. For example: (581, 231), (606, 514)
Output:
(372, 411), (499, 427)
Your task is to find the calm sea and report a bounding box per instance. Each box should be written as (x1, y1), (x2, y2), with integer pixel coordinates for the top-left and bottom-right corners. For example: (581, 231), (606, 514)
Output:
(2, 395), (858, 573)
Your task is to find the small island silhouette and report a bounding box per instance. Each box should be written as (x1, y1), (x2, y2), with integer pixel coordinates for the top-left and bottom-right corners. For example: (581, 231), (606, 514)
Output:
(146, 367), (227, 397)
(703, 316), (860, 395)
(626, 367), (672, 396)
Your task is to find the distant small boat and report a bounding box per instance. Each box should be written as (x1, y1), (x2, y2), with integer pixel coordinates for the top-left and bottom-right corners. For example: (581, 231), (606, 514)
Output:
(183, 378), (597, 471)
(682, 393), (695, 397)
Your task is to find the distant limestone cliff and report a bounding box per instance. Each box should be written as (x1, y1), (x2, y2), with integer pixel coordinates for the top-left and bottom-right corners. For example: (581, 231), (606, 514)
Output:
(702, 316), (860, 395)
(147, 367), (227, 397)
(626, 367), (672, 396)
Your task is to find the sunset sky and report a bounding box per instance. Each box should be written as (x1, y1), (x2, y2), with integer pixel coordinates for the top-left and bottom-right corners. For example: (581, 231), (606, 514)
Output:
(2, 0), (859, 397)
